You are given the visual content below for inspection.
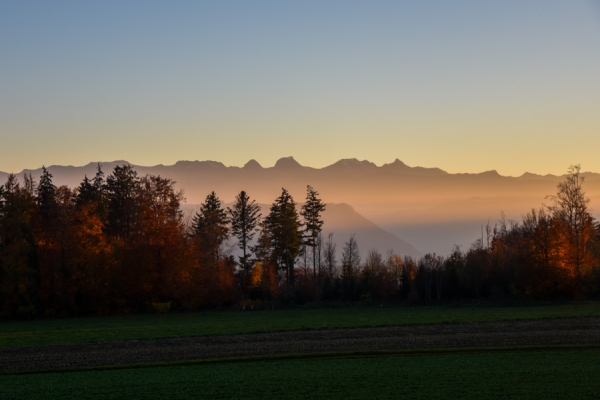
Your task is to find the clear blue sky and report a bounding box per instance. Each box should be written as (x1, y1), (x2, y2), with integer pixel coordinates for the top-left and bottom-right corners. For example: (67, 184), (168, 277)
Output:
(1, 1), (599, 175)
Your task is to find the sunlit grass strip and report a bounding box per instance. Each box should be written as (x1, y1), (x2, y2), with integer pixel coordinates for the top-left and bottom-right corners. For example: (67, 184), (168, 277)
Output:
(1, 302), (599, 348)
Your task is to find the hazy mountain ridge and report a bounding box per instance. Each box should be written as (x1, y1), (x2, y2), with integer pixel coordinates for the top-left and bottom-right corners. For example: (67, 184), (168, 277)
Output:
(3, 157), (598, 183)
(2, 157), (599, 255)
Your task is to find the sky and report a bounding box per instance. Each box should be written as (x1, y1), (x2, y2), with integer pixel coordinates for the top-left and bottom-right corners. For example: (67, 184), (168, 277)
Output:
(1, 0), (600, 176)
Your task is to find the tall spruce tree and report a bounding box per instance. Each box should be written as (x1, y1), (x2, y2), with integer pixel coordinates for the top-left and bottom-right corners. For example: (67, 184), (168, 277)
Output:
(0, 175), (40, 315)
(264, 188), (302, 293)
(37, 166), (57, 222)
(76, 164), (105, 207)
(75, 175), (95, 205)
(300, 185), (326, 279)
(192, 191), (229, 264)
(105, 164), (140, 243)
(228, 191), (261, 290)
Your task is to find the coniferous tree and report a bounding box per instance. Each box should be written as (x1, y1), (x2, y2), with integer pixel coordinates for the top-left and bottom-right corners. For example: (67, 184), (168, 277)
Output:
(264, 188), (302, 293)
(37, 167), (57, 222)
(228, 191), (261, 291)
(36, 167), (65, 312)
(75, 164), (107, 218)
(300, 185), (326, 280)
(191, 191), (231, 305)
(75, 175), (95, 205)
(0, 175), (39, 316)
(104, 165), (143, 309)
(192, 191), (229, 263)
(105, 165), (140, 243)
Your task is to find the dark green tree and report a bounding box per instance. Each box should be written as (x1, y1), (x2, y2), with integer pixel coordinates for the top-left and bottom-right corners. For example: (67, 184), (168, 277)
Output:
(300, 185), (326, 280)
(37, 167), (57, 221)
(76, 164), (104, 205)
(192, 191), (230, 264)
(75, 175), (95, 205)
(36, 167), (64, 311)
(191, 192), (231, 306)
(0, 175), (40, 316)
(75, 164), (108, 225)
(0, 184), (5, 219)
(264, 188), (302, 293)
(228, 191), (261, 290)
(105, 165), (140, 243)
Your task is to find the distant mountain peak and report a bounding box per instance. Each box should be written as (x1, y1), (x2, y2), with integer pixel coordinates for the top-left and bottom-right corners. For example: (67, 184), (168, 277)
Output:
(174, 160), (226, 169)
(326, 158), (377, 169)
(479, 170), (500, 177)
(382, 158), (409, 169)
(273, 156), (303, 170)
(519, 172), (542, 179)
(243, 159), (263, 169)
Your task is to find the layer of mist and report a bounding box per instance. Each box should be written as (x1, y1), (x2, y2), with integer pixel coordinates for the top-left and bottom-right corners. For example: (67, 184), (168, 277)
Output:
(3, 157), (599, 256)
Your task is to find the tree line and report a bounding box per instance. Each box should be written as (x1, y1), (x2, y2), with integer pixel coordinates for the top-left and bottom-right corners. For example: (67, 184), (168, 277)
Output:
(0, 164), (599, 318)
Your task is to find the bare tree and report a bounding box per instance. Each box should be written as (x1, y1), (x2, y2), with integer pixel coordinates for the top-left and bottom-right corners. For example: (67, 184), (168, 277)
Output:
(324, 232), (337, 278)
(341, 234), (361, 299)
(419, 253), (444, 301)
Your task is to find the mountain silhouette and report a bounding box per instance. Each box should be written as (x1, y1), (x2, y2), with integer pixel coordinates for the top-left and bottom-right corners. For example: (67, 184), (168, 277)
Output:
(2, 158), (599, 255)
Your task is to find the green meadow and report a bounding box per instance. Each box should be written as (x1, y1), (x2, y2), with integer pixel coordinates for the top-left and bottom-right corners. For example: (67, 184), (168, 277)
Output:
(1, 302), (599, 348)
(2, 349), (599, 399)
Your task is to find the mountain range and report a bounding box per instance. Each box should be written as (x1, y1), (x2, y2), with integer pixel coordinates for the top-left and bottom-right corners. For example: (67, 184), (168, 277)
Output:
(2, 157), (599, 255)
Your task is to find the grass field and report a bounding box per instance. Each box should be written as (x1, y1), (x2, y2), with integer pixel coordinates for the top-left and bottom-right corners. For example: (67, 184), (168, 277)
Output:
(1, 302), (599, 348)
(2, 348), (599, 399)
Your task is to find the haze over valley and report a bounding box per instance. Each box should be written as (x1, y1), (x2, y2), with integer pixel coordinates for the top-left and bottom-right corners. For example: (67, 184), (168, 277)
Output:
(4, 157), (599, 255)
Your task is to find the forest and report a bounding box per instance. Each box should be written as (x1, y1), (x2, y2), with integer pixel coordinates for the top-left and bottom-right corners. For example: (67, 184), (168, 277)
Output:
(0, 164), (599, 318)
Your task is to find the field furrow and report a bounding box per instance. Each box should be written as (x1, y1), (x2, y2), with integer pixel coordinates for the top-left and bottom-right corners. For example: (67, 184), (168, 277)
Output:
(2, 317), (599, 373)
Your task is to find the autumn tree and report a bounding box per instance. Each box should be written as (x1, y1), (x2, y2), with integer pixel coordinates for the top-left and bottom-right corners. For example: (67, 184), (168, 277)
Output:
(137, 175), (186, 302)
(547, 165), (595, 295)
(300, 185), (326, 280)
(69, 165), (112, 314)
(387, 253), (404, 299)
(250, 226), (278, 299)
(228, 191), (261, 291)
